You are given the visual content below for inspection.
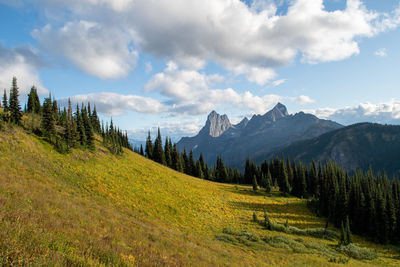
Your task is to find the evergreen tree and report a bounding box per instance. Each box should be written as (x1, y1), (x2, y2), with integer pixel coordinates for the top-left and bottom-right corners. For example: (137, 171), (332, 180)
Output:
(345, 216), (352, 245)
(41, 95), (55, 140)
(215, 156), (228, 182)
(265, 171), (272, 193)
(252, 175), (259, 191)
(82, 105), (94, 149)
(145, 131), (153, 159)
(339, 220), (346, 246)
(164, 137), (172, 167)
(27, 86), (41, 113)
(75, 104), (86, 146)
(140, 144), (144, 156)
(2, 89), (9, 121)
(9, 77), (22, 124)
(153, 128), (165, 164)
(195, 160), (204, 179)
(189, 150), (196, 176)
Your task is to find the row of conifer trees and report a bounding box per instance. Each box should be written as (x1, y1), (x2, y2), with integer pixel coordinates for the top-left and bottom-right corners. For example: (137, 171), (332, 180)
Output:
(139, 129), (243, 182)
(1, 77), (132, 154)
(245, 156), (400, 244)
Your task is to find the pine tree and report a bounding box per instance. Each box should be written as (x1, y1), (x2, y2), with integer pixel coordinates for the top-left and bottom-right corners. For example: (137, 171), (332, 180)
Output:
(195, 160), (204, 179)
(345, 216), (352, 245)
(264, 209), (271, 230)
(252, 175), (259, 191)
(140, 144), (144, 156)
(265, 170), (272, 193)
(9, 77), (22, 125)
(2, 89), (8, 122)
(339, 220), (346, 246)
(82, 105), (94, 149)
(41, 95), (55, 140)
(145, 131), (153, 159)
(153, 128), (165, 164)
(164, 137), (172, 167)
(75, 104), (86, 146)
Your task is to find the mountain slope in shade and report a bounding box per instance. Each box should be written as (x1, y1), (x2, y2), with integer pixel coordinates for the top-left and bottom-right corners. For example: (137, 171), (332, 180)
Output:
(268, 123), (400, 176)
(177, 103), (343, 168)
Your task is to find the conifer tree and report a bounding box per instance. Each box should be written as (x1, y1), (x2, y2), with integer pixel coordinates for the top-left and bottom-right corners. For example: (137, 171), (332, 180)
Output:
(145, 131), (153, 159)
(189, 150), (196, 176)
(195, 160), (204, 179)
(345, 216), (352, 245)
(9, 77), (22, 125)
(140, 144), (144, 156)
(252, 175), (259, 191)
(265, 171), (272, 193)
(2, 89), (8, 121)
(75, 104), (86, 146)
(153, 128), (165, 164)
(164, 137), (172, 167)
(82, 105), (94, 149)
(41, 95), (55, 140)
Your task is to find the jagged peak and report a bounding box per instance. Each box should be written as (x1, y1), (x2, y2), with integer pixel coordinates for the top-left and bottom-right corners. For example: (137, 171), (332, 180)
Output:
(201, 110), (232, 137)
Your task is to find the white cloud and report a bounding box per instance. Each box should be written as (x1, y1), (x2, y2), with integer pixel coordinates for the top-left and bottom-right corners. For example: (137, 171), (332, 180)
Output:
(270, 79), (286, 87)
(144, 62), (282, 115)
(0, 44), (47, 96)
(31, 0), (400, 84)
(32, 21), (138, 79)
(374, 48), (387, 57)
(309, 100), (400, 125)
(63, 92), (166, 116)
(296, 95), (315, 105)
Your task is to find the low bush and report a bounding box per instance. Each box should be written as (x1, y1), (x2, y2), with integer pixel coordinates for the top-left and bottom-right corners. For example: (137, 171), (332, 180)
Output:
(336, 244), (378, 260)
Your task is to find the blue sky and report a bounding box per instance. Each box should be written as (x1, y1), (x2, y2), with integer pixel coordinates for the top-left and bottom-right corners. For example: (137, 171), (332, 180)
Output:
(1, 0), (400, 141)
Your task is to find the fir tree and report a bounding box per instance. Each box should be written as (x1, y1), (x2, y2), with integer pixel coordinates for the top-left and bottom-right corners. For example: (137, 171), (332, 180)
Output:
(2, 89), (8, 121)
(9, 77), (22, 125)
(252, 175), (259, 191)
(27, 86), (41, 113)
(153, 128), (165, 164)
(41, 95), (55, 140)
(345, 216), (352, 245)
(265, 171), (272, 193)
(140, 144), (144, 156)
(145, 131), (153, 159)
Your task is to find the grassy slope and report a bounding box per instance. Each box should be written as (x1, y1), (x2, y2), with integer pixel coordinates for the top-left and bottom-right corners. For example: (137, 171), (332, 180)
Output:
(0, 125), (399, 266)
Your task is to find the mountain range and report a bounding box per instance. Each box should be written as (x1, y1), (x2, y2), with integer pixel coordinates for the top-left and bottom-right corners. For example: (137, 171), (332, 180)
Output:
(177, 103), (343, 168)
(267, 122), (400, 176)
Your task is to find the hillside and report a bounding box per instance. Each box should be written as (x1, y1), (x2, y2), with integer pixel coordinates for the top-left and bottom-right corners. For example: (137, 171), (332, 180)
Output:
(267, 123), (400, 176)
(1, 125), (399, 266)
(177, 103), (342, 169)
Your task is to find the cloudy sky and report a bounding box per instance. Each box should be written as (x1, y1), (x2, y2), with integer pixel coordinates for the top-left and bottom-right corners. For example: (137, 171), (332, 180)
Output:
(1, 0), (400, 141)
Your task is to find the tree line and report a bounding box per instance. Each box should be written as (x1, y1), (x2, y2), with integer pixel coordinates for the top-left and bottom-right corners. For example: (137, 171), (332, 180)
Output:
(245, 156), (400, 245)
(139, 128), (243, 183)
(0, 77), (132, 154)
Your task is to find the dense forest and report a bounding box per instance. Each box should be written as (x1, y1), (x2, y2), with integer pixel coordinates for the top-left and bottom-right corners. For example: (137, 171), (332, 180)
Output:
(0, 77), (132, 154)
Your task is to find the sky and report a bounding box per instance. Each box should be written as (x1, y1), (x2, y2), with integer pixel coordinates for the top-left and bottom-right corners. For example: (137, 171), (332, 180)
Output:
(0, 0), (400, 142)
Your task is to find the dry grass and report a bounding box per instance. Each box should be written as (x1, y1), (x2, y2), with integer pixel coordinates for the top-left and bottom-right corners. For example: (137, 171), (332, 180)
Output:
(0, 125), (399, 266)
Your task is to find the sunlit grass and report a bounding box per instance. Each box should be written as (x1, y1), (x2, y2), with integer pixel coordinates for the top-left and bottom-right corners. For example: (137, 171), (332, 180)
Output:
(0, 125), (399, 266)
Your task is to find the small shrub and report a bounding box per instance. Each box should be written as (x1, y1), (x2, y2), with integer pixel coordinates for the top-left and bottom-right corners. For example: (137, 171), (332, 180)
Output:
(222, 227), (240, 236)
(337, 244), (378, 260)
(216, 234), (237, 245)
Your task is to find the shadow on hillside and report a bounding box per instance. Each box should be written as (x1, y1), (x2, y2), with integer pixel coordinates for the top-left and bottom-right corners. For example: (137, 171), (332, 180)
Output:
(225, 187), (271, 197)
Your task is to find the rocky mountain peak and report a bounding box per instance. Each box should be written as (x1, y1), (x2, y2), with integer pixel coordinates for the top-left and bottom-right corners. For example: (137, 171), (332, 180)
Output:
(201, 110), (232, 137)
(263, 102), (289, 122)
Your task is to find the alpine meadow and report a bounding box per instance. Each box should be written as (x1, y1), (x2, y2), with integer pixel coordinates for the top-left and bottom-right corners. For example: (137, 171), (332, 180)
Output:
(2, 0), (400, 266)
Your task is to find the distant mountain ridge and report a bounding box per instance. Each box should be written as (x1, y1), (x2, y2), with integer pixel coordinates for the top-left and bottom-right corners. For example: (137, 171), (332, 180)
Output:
(267, 122), (400, 176)
(177, 103), (343, 168)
